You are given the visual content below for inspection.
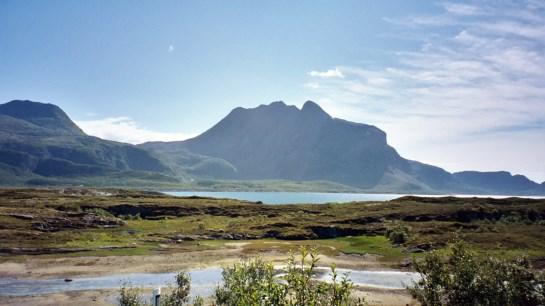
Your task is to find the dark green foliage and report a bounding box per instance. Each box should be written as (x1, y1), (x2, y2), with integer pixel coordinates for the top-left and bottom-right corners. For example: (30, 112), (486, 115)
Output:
(408, 241), (545, 306)
(214, 257), (286, 305)
(215, 247), (365, 306)
(386, 224), (410, 244)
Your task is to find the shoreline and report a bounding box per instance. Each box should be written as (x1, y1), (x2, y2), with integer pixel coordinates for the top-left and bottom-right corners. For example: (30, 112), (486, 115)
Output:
(0, 244), (400, 280)
(0, 247), (418, 306)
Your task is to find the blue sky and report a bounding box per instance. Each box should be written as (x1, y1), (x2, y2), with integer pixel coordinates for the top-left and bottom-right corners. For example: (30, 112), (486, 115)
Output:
(1, 1), (544, 182)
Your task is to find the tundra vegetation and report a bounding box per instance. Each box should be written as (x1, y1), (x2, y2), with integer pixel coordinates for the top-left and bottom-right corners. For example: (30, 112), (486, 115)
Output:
(1, 189), (545, 262)
(409, 241), (545, 306)
(119, 243), (545, 306)
(119, 247), (364, 306)
(1, 189), (545, 304)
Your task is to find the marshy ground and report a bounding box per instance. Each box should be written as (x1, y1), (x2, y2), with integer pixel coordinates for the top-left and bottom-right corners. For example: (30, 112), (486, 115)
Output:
(1, 188), (544, 305)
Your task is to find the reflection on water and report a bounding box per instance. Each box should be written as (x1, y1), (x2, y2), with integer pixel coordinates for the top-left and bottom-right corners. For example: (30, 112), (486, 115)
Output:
(0, 267), (420, 297)
(318, 268), (420, 289)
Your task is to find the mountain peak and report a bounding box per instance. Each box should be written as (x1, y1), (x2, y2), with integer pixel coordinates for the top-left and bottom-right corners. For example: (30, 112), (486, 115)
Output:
(3, 100), (62, 116)
(301, 100), (330, 119)
(270, 100), (287, 107)
(0, 100), (84, 135)
(302, 100), (320, 109)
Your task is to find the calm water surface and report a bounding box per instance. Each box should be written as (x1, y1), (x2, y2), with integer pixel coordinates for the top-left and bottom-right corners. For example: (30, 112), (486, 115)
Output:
(164, 191), (544, 205)
(0, 268), (419, 297)
(164, 191), (403, 204)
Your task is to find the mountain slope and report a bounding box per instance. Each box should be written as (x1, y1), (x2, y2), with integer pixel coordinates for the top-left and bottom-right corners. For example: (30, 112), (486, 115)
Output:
(142, 101), (544, 194)
(0, 100), (173, 183)
(141, 101), (455, 192)
(0, 100), (84, 136)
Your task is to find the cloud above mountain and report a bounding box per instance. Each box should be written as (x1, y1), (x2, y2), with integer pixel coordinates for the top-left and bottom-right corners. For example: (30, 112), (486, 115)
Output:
(76, 117), (195, 145)
(304, 1), (545, 182)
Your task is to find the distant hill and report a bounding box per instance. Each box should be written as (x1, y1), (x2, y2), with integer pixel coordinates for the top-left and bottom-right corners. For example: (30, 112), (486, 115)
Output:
(142, 101), (545, 195)
(1, 99), (543, 195)
(0, 100), (174, 185)
(453, 171), (543, 195)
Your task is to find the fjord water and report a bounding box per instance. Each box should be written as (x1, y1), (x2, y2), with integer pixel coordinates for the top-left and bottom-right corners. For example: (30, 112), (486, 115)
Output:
(164, 191), (545, 205)
(165, 191), (402, 204)
(0, 268), (419, 297)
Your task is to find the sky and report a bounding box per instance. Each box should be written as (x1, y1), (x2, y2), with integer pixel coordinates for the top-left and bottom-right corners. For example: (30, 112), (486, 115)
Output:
(1, 0), (544, 182)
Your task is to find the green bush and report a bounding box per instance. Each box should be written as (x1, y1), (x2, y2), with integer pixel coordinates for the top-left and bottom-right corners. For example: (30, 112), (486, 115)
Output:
(120, 248), (364, 306)
(119, 282), (148, 306)
(118, 272), (202, 306)
(214, 256), (286, 305)
(162, 271), (191, 306)
(385, 224), (410, 244)
(408, 241), (545, 306)
(215, 247), (365, 306)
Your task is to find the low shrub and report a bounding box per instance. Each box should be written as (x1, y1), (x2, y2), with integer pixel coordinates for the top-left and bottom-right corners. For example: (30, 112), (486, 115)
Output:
(119, 247), (364, 306)
(386, 224), (410, 244)
(119, 282), (148, 306)
(215, 247), (365, 306)
(408, 241), (545, 306)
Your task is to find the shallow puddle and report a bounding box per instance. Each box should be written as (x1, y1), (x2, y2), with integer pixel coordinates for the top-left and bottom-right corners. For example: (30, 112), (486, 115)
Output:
(0, 267), (419, 297)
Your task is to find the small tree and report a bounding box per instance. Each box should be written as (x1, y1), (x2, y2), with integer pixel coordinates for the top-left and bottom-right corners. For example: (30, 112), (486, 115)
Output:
(408, 241), (545, 306)
(162, 271), (191, 306)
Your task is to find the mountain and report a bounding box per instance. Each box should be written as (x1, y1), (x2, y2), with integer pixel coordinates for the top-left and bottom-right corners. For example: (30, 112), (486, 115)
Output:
(453, 171), (543, 195)
(0, 100), (84, 136)
(144, 101), (408, 188)
(142, 101), (544, 195)
(143, 101), (455, 192)
(1, 99), (543, 195)
(0, 100), (174, 185)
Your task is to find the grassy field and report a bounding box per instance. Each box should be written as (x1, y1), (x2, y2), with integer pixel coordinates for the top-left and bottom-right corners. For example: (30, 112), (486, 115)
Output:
(1, 188), (544, 266)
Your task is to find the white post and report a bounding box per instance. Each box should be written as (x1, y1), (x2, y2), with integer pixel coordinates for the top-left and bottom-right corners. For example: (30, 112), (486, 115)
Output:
(152, 287), (161, 306)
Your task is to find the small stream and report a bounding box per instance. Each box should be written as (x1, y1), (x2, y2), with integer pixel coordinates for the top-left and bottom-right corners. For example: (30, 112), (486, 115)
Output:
(0, 268), (419, 297)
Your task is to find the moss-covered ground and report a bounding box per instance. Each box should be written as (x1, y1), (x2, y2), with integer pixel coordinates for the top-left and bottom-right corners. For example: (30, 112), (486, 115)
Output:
(1, 188), (544, 266)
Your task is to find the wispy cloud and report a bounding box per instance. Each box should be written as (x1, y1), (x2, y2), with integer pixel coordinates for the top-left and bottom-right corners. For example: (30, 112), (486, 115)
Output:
(76, 117), (196, 144)
(168, 45), (175, 52)
(443, 2), (484, 16)
(304, 1), (545, 182)
(309, 68), (345, 78)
